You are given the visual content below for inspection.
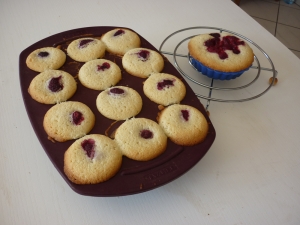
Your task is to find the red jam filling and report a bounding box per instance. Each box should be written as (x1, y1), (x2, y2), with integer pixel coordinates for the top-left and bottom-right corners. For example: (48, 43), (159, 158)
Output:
(79, 39), (94, 48)
(97, 62), (110, 71)
(114, 29), (125, 36)
(157, 79), (174, 90)
(72, 111), (84, 125)
(136, 50), (150, 61)
(48, 76), (63, 92)
(209, 33), (221, 38)
(181, 110), (189, 121)
(109, 87), (124, 95)
(140, 129), (153, 139)
(204, 33), (245, 59)
(81, 139), (95, 159)
(38, 51), (49, 57)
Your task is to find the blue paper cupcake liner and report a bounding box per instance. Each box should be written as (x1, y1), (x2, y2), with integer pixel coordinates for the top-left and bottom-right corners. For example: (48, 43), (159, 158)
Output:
(189, 55), (250, 80)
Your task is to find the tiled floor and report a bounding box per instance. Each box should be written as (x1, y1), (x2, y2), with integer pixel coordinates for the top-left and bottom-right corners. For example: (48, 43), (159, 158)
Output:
(237, 0), (300, 59)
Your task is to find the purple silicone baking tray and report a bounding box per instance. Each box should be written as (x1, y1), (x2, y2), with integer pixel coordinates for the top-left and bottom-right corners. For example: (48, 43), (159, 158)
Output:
(19, 26), (216, 197)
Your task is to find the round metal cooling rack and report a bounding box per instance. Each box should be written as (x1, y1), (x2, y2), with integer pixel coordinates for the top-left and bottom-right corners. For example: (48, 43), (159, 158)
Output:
(159, 26), (278, 111)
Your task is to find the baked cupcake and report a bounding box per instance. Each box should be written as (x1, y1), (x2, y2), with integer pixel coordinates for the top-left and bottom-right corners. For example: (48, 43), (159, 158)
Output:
(96, 86), (143, 121)
(26, 47), (66, 72)
(157, 104), (208, 146)
(78, 59), (122, 91)
(43, 101), (95, 142)
(28, 69), (77, 104)
(122, 48), (164, 78)
(114, 117), (167, 161)
(64, 134), (123, 184)
(188, 32), (254, 80)
(143, 73), (186, 106)
(67, 38), (106, 62)
(101, 28), (141, 56)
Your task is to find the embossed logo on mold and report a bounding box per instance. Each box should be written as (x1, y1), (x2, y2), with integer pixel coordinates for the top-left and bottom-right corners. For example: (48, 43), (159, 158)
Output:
(143, 163), (178, 181)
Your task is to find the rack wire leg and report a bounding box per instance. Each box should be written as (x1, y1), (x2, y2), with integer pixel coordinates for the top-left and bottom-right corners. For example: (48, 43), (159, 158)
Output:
(205, 79), (214, 116)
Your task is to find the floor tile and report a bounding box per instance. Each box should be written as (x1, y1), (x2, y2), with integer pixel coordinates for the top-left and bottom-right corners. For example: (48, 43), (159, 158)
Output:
(238, 0), (300, 59)
(253, 17), (277, 35)
(278, 3), (300, 27)
(240, 0), (279, 22)
(291, 50), (300, 58)
(264, 0), (280, 4)
(280, 0), (300, 9)
(276, 24), (300, 50)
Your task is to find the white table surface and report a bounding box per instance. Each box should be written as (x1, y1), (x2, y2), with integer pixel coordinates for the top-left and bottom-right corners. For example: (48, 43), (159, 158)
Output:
(1, 0), (300, 224)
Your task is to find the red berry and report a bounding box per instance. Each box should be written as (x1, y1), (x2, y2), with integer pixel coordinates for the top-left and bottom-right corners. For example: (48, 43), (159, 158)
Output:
(97, 62), (110, 71)
(204, 35), (244, 59)
(38, 51), (49, 57)
(48, 76), (63, 92)
(72, 111), (84, 125)
(137, 50), (150, 61)
(157, 79), (174, 90)
(81, 139), (95, 159)
(114, 29), (125, 36)
(79, 39), (94, 48)
(181, 110), (189, 121)
(109, 87), (124, 94)
(140, 129), (153, 139)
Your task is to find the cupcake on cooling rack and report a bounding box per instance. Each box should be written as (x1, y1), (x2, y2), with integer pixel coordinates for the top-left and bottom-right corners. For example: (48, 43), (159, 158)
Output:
(188, 32), (254, 80)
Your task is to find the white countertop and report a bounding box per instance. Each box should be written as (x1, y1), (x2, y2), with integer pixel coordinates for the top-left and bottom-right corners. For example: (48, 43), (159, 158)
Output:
(1, 0), (300, 224)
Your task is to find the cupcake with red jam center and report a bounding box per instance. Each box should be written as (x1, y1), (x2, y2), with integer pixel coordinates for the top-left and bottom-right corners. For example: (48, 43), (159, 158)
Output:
(188, 32), (254, 80)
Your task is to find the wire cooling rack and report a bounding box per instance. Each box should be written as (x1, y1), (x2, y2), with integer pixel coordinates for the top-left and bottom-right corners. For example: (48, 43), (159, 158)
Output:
(159, 26), (278, 111)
